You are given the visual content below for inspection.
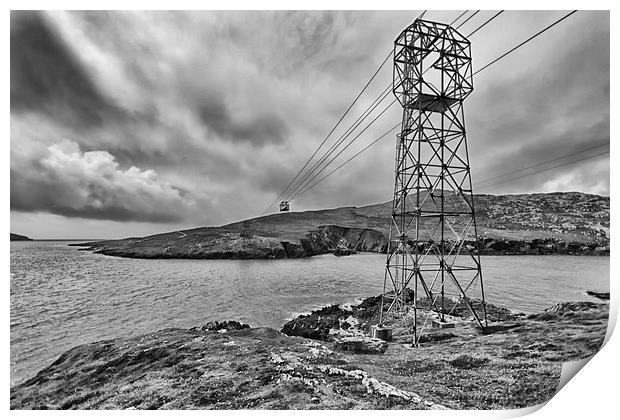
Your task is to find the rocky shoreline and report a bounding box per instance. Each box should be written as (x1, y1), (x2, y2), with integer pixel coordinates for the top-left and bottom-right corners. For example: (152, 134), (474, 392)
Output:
(11, 295), (609, 410)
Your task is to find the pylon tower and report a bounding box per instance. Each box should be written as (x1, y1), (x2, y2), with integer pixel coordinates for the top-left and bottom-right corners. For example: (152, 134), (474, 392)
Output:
(379, 19), (487, 346)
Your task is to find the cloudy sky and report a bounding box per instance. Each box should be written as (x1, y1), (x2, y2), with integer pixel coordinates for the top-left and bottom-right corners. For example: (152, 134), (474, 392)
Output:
(10, 10), (609, 239)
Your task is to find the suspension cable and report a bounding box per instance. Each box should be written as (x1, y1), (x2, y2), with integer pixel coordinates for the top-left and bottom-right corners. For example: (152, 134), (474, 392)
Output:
(271, 11), (581, 206)
(476, 142), (609, 186)
(290, 99), (398, 200)
(455, 10), (480, 30)
(284, 86), (394, 201)
(262, 49), (392, 213)
(449, 10), (469, 27)
(473, 10), (578, 76)
(291, 124), (400, 199)
(466, 11), (504, 38)
(479, 150), (609, 189)
(264, 10), (428, 212)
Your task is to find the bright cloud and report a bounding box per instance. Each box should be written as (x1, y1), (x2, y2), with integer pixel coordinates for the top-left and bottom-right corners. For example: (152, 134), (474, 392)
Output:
(11, 140), (192, 223)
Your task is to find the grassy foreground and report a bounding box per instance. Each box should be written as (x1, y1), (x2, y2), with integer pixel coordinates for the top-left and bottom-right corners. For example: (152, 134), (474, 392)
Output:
(10, 300), (608, 410)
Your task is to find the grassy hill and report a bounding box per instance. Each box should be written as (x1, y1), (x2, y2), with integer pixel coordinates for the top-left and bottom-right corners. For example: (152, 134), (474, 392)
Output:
(73, 192), (609, 259)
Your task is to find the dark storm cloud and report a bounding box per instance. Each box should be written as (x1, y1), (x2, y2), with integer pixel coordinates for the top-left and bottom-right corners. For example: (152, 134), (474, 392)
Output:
(467, 11), (610, 194)
(11, 181), (182, 223)
(470, 26), (609, 145)
(196, 97), (288, 145)
(10, 11), (120, 128)
(10, 10), (359, 230)
(473, 117), (609, 184)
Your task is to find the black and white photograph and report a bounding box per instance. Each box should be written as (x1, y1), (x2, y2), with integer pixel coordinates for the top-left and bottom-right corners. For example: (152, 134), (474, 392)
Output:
(8, 4), (614, 413)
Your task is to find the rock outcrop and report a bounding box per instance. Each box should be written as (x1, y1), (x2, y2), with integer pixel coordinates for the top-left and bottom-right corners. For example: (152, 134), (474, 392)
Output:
(586, 290), (610, 301)
(280, 296), (384, 341)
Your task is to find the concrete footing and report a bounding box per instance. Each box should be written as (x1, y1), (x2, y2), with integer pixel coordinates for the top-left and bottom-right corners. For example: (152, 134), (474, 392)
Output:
(371, 324), (393, 342)
(432, 319), (455, 329)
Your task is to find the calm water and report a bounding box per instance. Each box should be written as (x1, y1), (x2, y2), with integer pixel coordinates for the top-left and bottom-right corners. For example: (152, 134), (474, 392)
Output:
(10, 241), (609, 385)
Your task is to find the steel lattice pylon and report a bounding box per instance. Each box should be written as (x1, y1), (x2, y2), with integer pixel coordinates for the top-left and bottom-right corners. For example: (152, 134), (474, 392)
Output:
(379, 19), (487, 346)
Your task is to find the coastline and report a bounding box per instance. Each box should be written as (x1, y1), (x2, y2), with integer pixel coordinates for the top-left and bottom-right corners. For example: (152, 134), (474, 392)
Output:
(66, 192), (610, 260)
(71, 232), (610, 260)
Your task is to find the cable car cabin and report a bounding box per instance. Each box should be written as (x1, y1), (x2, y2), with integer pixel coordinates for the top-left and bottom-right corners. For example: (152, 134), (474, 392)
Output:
(279, 201), (290, 212)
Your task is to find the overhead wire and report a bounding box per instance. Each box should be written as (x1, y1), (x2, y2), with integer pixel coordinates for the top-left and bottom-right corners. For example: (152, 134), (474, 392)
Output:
(264, 10), (427, 213)
(291, 11), (560, 200)
(465, 11), (504, 38)
(291, 124), (401, 199)
(455, 10), (480, 30)
(264, 11), (427, 212)
(289, 98), (398, 201)
(273, 10), (582, 205)
(478, 150), (609, 189)
(473, 10), (578, 76)
(476, 141), (609, 185)
(284, 86), (394, 200)
(262, 49), (393, 213)
(449, 10), (469, 27)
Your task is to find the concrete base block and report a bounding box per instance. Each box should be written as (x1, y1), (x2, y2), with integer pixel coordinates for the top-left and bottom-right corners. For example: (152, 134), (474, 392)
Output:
(370, 324), (393, 342)
(432, 320), (456, 329)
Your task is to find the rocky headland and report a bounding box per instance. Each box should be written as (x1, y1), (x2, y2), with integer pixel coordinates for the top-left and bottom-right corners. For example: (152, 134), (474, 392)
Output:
(10, 296), (609, 410)
(71, 192), (609, 259)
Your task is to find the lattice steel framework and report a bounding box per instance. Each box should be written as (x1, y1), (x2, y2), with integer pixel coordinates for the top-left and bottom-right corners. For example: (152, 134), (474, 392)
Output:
(379, 19), (487, 346)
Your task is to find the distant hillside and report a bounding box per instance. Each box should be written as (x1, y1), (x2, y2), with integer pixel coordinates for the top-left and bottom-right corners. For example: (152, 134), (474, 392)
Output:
(10, 233), (32, 241)
(73, 192), (609, 259)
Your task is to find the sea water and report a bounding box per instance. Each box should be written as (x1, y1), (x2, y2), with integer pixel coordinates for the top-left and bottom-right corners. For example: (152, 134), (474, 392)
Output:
(10, 241), (609, 385)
